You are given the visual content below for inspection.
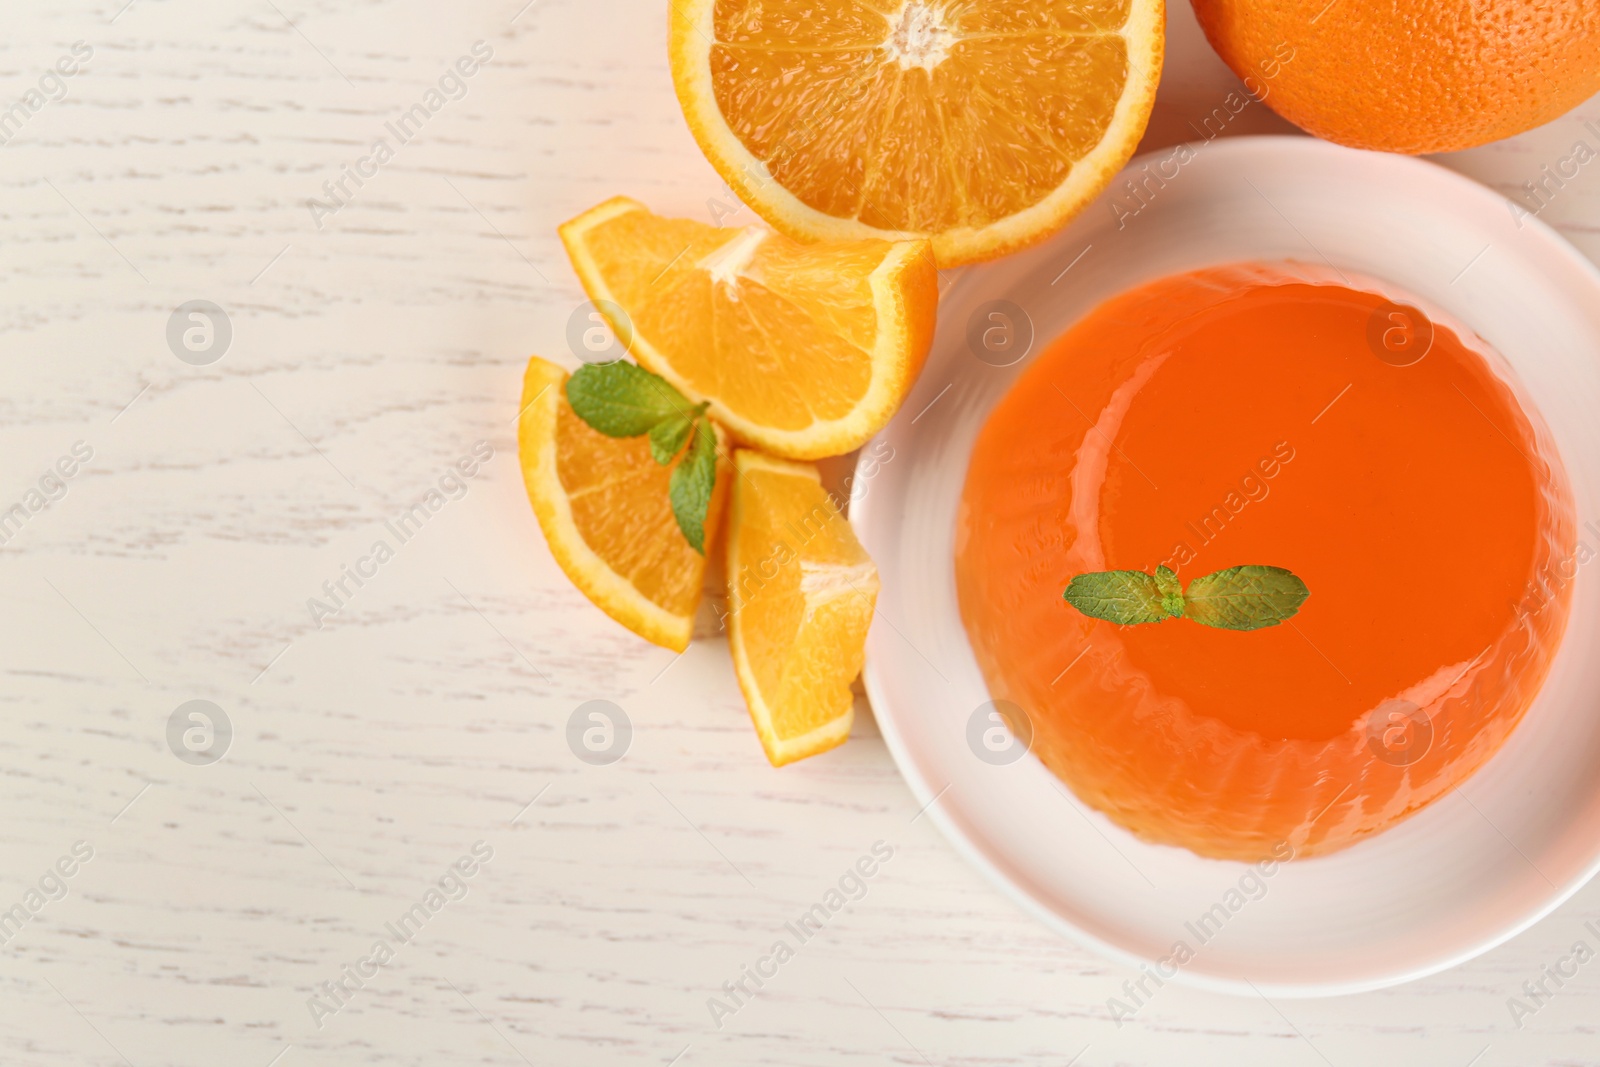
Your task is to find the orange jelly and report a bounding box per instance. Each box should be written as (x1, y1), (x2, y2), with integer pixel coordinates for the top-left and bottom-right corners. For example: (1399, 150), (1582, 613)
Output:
(956, 263), (1575, 860)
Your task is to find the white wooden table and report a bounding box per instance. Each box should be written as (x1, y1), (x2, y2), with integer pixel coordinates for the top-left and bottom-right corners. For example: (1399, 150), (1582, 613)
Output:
(4, 2), (1599, 1064)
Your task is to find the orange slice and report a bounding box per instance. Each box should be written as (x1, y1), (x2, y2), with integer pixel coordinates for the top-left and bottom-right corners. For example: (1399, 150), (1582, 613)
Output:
(559, 197), (936, 461)
(517, 355), (728, 652)
(727, 450), (879, 765)
(669, 0), (1164, 266)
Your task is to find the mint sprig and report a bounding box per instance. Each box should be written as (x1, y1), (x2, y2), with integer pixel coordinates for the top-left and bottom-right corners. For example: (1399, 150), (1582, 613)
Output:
(565, 361), (716, 554)
(1064, 565), (1308, 631)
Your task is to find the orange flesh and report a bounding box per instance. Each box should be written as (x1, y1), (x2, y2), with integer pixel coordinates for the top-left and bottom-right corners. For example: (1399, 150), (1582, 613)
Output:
(956, 263), (1574, 859)
(707, 0), (1134, 232)
(573, 206), (887, 430)
(555, 395), (708, 618)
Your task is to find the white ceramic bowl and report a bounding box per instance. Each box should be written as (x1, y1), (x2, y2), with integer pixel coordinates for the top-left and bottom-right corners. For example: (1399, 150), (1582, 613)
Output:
(852, 135), (1600, 996)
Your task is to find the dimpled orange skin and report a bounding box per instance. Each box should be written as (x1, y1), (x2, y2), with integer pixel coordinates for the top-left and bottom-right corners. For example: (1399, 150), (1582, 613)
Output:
(1191, 0), (1600, 154)
(955, 263), (1575, 860)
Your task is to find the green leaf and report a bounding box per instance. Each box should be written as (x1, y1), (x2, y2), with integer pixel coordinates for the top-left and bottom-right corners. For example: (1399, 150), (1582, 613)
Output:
(668, 420), (717, 554)
(1062, 570), (1171, 626)
(647, 402), (711, 465)
(649, 413), (694, 465)
(565, 361), (691, 438)
(1183, 565), (1310, 631)
(1154, 565), (1185, 619)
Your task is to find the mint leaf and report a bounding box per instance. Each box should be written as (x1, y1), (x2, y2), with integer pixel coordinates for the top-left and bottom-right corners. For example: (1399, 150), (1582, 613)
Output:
(1063, 564), (1309, 631)
(647, 401), (711, 465)
(649, 413), (694, 465)
(668, 420), (717, 554)
(1183, 565), (1309, 631)
(1062, 570), (1170, 625)
(566, 361), (691, 437)
(1154, 565), (1184, 619)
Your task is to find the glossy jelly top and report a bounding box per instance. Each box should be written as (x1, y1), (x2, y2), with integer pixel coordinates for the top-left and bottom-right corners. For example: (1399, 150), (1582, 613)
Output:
(955, 262), (1574, 860)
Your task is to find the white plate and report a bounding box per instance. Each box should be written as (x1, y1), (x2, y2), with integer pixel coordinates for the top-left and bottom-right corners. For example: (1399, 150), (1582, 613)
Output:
(852, 135), (1600, 996)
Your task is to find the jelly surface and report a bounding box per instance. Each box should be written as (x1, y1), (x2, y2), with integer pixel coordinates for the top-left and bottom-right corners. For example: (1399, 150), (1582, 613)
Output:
(955, 263), (1574, 860)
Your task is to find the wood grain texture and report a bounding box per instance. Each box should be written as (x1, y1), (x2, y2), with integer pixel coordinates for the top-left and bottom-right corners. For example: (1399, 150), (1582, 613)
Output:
(2, 1), (1598, 1065)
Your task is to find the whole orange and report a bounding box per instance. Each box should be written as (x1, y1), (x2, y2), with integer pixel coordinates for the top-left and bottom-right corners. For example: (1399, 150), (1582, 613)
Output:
(1191, 0), (1600, 153)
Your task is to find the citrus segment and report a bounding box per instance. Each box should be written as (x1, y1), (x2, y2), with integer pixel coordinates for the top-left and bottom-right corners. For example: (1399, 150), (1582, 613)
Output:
(670, 0), (1164, 264)
(517, 355), (728, 652)
(728, 450), (879, 766)
(559, 197), (936, 460)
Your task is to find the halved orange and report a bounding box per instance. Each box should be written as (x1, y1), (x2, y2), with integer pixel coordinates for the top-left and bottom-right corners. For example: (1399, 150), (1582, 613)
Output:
(727, 450), (879, 766)
(559, 197), (936, 461)
(517, 355), (729, 652)
(669, 0), (1164, 266)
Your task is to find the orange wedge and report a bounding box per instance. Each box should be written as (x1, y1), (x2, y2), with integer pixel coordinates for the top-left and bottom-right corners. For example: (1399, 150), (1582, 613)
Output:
(669, 0), (1164, 266)
(517, 355), (728, 652)
(559, 197), (936, 461)
(727, 450), (879, 765)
